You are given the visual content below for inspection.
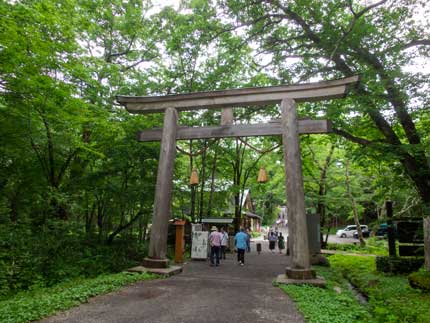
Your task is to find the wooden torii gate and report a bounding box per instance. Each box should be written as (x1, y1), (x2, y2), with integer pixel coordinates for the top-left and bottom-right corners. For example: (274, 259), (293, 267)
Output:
(116, 75), (360, 280)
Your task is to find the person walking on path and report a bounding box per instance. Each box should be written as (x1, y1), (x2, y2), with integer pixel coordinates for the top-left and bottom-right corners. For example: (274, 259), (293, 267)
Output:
(278, 232), (285, 254)
(268, 231), (277, 253)
(220, 227), (228, 260)
(235, 228), (248, 266)
(209, 226), (222, 266)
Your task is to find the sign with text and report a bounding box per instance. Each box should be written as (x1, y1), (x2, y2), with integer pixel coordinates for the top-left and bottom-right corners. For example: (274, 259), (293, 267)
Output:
(191, 231), (209, 260)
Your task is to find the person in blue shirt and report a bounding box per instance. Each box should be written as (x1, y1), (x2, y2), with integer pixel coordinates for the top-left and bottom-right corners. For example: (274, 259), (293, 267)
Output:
(235, 228), (248, 266)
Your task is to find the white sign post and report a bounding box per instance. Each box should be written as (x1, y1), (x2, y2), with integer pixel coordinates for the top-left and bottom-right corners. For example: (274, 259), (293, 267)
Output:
(191, 231), (209, 260)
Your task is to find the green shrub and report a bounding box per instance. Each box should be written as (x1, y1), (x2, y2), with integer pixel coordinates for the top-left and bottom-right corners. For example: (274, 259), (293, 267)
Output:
(376, 256), (424, 274)
(0, 271), (155, 323)
(328, 254), (378, 291)
(326, 238), (388, 255)
(329, 254), (430, 323)
(408, 271), (430, 291)
(0, 221), (148, 297)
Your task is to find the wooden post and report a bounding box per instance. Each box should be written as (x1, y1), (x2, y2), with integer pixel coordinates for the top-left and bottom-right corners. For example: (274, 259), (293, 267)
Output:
(281, 98), (315, 279)
(174, 220), (186, 263)
(144, 107), (178, 268)
(221, 108), (234, 125)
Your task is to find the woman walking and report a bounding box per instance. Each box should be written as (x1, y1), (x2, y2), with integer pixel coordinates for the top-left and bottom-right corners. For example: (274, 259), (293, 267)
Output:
(278, 232), (285, 254)
(268, 231), (277, 253)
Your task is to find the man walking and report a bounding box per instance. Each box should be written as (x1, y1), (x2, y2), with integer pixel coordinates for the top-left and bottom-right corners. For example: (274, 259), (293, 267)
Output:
(208, 226), (222, 266)
(235, 228), (248, 266)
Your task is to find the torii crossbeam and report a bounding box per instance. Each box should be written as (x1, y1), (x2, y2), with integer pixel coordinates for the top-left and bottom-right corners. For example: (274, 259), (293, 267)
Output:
(116, 75), (360, 280)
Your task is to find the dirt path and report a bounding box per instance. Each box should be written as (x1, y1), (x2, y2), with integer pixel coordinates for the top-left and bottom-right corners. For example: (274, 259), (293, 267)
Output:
(40, 243), (304, 323)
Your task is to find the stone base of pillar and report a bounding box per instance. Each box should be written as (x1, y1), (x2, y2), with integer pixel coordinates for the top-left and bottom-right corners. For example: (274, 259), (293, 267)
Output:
(142, 257), (169, 268)
(128, 265), (182, 277)
(285, 267), (316, 280)
(310, 253), (329, 266)
(275, 274), (326, 288)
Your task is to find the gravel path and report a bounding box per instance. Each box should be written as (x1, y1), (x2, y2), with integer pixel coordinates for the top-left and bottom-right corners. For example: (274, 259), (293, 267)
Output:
(40, 244), (305, 323)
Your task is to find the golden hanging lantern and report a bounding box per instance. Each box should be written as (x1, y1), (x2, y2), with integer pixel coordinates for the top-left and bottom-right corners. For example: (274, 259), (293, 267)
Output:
(189, 168), (199, 186)
(257, 166), (268, 183)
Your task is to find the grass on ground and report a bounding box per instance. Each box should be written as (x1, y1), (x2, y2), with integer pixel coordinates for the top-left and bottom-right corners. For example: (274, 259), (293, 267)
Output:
(280, 254), (430, 323)
(279, 265), (372, 323)
(0, 271), (156, 323)
(330, 254), (430, 323)
(325, 237), (388, 255)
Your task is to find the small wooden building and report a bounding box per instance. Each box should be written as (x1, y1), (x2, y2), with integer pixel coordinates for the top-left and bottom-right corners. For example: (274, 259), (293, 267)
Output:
(200, 217), (235, 234)
(242, 211), (262, 232)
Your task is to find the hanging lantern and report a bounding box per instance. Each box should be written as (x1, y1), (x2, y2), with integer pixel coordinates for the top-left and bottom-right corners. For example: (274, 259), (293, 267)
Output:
(189, 168), (199, 186)
(257, 166), (268, 183)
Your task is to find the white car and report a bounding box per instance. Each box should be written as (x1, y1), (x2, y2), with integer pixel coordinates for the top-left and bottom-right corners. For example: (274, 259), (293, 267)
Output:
(336, 225), (369, 238)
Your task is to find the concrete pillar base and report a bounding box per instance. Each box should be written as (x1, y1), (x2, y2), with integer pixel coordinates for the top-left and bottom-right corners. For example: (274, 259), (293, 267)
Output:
(275, 274), (326, 288)
(142, 257), (169, 268)
(128, 265), (182, 277)
(285, 267), (316, 280)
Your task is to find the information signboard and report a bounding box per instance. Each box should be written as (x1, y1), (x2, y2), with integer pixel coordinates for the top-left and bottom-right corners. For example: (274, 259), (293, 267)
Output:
(191, 231), (209, 259)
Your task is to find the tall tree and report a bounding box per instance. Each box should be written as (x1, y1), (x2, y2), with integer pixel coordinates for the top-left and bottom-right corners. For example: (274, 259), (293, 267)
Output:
(222, 0), (430, 266)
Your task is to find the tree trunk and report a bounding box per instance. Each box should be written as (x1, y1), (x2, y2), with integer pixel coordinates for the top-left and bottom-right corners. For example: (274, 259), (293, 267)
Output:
(142, 211), (150, 243)
(207, 142), (218, 217)
(85, 201), (96, 238)
(107, 211), (143, 245)
(198, 140), (207, 221)
(97, 198), (105, 241)
(189, 140), (196, 222)
(317, 144), (335, 248)
(233, 139), (243, 232)
(138, 209), (143, 242)
(9, 193), (19, 223)
(424, 216), (430, 271)
(345, 160), (365, 247)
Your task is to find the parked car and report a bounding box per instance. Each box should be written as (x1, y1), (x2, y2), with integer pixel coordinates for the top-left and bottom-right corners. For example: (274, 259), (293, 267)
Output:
(336, 225), (369, 238)
(375, 223), (397, 238)
(376, 223), (388, 237)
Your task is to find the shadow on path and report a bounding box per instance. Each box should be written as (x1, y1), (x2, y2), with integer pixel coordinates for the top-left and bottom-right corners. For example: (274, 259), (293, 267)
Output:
(40, 246), (305, 323)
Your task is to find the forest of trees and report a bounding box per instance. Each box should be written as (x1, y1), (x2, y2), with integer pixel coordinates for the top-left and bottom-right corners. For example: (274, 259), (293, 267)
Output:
(0, 0), (429, 296)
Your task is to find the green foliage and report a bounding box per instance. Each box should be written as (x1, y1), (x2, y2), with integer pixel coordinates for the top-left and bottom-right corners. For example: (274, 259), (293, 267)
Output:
(376, 256), (425, 274)
(0, 221), (148, 297)
(221, 0), (430, 221)
(408, 271), (430, 291)
(329, 255), (430, 323)
(280, 266), (372, 323)
(325, 237), (388, 255)
(328, 255), (377, 290)
(1, 0), (430, 304)
(0, 271), (155, 323)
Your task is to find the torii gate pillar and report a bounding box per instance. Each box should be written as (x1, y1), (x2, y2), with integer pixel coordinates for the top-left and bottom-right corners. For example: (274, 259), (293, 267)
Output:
(143, 107), (178, 268)
(281, 99), (314, 279)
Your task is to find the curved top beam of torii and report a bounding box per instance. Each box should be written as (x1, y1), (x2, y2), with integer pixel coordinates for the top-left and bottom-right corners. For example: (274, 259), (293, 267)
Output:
(116, 75), (360, 114)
